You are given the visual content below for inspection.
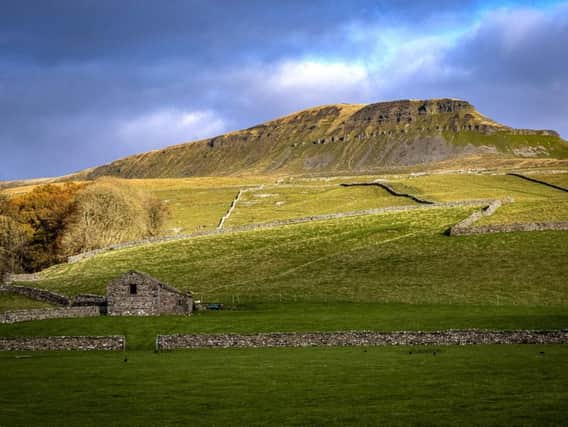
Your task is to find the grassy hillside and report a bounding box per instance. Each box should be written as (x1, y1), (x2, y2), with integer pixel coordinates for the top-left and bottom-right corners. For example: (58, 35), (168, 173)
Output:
(21, 207), (568, 305)
(84, 99), (568, 179)
(1, 170), (568, 426)
(125, 172), (567, 234)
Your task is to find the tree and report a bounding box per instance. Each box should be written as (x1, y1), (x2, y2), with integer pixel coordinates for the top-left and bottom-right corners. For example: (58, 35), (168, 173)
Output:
(60, 178), (168, 255)
(0, 215), (27, 277)
(5, 183), (84, 271)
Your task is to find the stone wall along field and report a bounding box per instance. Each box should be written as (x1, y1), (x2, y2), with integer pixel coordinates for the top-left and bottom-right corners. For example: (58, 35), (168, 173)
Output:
(340, 181), (435, 204)
(450, 222), (568, 236)
(67, 199), (493, 265)
(156, 330), (568, 350)
(0, 284), (69, 306)
(0, 306), (100, 324)
(0, 336), (125, 351)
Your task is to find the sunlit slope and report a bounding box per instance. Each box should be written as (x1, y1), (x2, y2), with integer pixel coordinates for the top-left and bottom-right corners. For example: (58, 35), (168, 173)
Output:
(26, 207), (568, 306)
(86, 99), (568, 178)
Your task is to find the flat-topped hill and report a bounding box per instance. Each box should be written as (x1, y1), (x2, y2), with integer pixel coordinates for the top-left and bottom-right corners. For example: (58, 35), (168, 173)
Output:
(81, 99), (566, 178)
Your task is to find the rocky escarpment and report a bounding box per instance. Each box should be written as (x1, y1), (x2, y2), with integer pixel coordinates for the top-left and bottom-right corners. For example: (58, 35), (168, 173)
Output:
(86, 99), (568, 179)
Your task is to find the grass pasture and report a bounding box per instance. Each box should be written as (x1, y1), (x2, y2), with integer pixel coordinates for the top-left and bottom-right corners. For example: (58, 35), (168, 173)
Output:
(389, 174), (564, 203)
(0, 293), (53, 313)
(2, 170), (568, 425)
(225, 184), (417, 226)
(136, 172), (568, 232)
(1, 346), (567, 426)
(14, 206), (568, 307)
(530, 172), (568, 189)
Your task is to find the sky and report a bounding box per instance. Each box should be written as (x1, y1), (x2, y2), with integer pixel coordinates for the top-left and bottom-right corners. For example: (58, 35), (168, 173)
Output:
(1, 0), (567, 180)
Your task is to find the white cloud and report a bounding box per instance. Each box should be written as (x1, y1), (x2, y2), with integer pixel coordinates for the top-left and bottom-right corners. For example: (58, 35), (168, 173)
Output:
(116, 109), (227, 149)
(269, 60), (369, 91)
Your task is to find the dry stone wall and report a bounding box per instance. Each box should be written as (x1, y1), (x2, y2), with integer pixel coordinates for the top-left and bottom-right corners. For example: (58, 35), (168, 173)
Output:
(70, 294), (107, 307)
(156, 330), (568, 350)
(0, 284), (69, 306)
(0, 336), (125, 351)
(341, 181), (434, 204)
(450, 222), (568, 236)
(4, 273), (41, 283)
(448, 199), (504, 235)
(0, 306), (100, 324)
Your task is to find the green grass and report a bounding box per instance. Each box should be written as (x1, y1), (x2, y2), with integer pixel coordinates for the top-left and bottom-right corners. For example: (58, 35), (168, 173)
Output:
(446, 131), (568, 158)
(18, 207), (568, 306)
(226, 185), (416, 226)
(390, 174), (564, 202)
(531, 173), (568, 189)
(1, 303), (567, 351)
(129, 178), (255, 234)
(477, 199), (568, 225)
(2, 172), (568, 425)
(0, 293), (53, 312)
(1, 346), (567, 426)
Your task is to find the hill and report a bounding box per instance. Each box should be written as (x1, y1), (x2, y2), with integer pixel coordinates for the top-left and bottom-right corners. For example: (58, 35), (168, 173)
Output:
(86, 98), (568, 179)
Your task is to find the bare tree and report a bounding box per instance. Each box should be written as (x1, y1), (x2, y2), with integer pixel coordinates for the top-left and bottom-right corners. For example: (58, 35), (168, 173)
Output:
(61, 178), (168, 255)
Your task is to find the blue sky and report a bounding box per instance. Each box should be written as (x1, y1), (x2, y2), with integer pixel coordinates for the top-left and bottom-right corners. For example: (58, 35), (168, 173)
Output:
(1, 0), (567, 180)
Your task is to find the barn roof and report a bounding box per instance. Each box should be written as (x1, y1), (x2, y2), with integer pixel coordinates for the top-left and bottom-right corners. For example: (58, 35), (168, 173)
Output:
(107, 270), (192, 296)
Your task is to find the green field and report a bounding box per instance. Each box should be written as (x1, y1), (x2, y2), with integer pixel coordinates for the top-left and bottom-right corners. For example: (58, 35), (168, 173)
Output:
(2, 171), (568, 425)
(531, 172), (568, 188)
(389, 174), (563, 202)
(2, 304), (568, 351)
(129, 178), (262, 234)
(1, 346), (567, 426)
(128, 173), (568, 233)
(225, 184), (416, 226)
(0, 293), (53, 313)
(16, 206), (568, 305)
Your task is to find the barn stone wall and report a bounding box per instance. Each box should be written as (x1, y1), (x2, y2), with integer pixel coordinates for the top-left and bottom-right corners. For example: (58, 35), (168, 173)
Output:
(107, 272), (192, 316)
(0, 335), (125, 351)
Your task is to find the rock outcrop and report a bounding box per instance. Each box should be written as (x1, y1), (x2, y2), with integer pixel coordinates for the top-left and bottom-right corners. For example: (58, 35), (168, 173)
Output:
(84, 99), (568, 179)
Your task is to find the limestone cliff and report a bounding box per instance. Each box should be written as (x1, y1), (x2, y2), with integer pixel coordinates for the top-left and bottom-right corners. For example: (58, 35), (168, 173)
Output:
(87, 99), (567, 178)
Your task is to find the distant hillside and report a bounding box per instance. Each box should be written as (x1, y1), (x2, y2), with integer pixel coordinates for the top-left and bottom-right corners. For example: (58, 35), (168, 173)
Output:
(87, 99), (568, 178)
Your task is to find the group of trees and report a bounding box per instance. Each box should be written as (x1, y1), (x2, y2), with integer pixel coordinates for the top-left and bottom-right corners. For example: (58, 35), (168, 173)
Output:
(0, 178), (168, 277)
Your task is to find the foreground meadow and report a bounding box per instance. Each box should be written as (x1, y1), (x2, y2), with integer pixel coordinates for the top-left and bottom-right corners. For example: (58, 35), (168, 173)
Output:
(1, 346), (567, 426)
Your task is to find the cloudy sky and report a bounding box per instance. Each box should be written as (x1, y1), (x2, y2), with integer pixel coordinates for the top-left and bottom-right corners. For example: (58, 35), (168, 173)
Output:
(1, 0), (567, 180)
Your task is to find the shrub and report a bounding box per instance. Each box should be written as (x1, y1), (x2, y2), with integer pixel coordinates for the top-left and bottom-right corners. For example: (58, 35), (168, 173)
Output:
(61, 178), (168, 255)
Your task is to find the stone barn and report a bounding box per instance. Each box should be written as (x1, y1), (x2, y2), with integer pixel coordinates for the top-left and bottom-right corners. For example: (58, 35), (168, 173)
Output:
(106, 271), (193, 316)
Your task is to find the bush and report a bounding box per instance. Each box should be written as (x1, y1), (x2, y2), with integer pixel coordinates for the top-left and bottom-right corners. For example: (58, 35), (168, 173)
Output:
(61, 178), (168, 255)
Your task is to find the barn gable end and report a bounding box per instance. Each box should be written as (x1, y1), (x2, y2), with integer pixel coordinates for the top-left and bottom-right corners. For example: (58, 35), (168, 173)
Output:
(106, 271), (192, 316)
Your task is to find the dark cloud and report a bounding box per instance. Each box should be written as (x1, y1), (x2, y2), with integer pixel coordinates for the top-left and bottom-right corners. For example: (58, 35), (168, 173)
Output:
(0, 1), (566, 180)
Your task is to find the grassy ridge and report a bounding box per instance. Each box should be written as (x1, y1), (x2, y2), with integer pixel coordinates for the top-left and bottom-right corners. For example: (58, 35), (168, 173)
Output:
(84, 100), (568, 179)
(1, 346), (567, 426)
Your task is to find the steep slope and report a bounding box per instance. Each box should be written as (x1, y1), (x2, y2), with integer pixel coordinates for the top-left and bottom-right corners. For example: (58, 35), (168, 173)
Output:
(88, 99), (568, 178)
